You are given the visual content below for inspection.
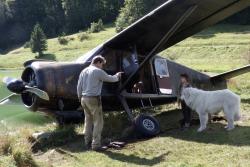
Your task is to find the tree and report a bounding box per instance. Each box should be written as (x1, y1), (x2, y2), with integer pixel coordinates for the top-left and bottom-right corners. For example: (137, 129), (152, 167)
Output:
(42, 0), (65, 36)
(115, 0), (145, 32)
(30, 23), (48, 57)
(115, 0), (164, 32)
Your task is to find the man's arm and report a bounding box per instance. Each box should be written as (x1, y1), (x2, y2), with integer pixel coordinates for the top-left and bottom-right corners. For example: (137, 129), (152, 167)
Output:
(77, 72), (83, 101)
(98, 69), (120, 82)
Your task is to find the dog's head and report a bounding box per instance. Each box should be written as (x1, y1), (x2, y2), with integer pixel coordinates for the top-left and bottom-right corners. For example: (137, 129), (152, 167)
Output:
(181, 88), (193, 106)
(181, 88), (190, 99)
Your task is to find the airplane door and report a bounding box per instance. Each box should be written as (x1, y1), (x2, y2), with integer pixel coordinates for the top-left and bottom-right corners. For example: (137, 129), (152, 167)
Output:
(154, 58), (172, 94)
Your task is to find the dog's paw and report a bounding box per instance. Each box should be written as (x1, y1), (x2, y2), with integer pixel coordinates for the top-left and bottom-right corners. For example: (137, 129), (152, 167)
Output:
(197, 127), (206, 132)
(226, 127), (235, 131)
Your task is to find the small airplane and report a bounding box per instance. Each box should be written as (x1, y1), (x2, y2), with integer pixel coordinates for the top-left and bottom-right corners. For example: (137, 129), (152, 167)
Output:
(1, 0), (250, 136)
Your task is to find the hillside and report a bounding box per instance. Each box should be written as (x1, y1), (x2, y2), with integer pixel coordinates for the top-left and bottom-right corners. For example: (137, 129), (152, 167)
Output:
(0, 25), (117, 69)
(0, 24), (249, 71)
(0, 24), (250, 167)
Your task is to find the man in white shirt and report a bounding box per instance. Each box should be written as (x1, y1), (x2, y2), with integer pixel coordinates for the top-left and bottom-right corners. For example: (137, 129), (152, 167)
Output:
(77, 55), (122, 151)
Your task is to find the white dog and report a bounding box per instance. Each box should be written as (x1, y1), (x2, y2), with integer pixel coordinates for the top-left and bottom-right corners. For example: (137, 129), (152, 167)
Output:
(181, 87), (241, 132)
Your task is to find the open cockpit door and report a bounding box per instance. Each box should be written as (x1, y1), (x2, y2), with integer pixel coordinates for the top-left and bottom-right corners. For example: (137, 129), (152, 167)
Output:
(153, 58), (172, 94)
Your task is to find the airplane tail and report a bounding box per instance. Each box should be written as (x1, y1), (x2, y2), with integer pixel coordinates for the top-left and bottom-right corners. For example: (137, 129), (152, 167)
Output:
(210, 65), (250, 81)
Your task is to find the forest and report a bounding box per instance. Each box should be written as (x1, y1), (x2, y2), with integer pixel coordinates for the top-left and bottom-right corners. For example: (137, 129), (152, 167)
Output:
(0, 0), (249, 52)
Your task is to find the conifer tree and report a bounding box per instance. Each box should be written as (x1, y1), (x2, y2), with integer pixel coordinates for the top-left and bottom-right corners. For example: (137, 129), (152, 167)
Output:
(30, 23), (48, 57)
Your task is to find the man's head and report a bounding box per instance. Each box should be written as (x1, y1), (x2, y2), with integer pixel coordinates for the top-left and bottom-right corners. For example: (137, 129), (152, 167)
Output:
(91, 55), (106, 69)
(180, 73), (189, 84)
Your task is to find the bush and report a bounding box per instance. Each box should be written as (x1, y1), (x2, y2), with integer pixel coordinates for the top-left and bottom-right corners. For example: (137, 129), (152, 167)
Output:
(11, 136), (38, 167)
(58, 32), (69, 45)
(98, 19), (104, 30)
(23, 41), (30, 48)
(0, 135), (13, 155)
(115, 15), (126, 32)
(77, 33), (89, 42)
(88, 19), (104, 33)
(12, 148), (38, 167)
(68, 37), (75, 41)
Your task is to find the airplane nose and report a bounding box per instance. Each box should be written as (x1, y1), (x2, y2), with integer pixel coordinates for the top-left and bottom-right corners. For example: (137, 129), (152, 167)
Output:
(6, 79), (26, 94)
(3, 77), (25, 94)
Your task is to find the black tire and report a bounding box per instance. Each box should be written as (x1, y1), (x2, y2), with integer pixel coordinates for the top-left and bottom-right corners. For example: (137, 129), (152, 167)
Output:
(134, 114), (160, 137)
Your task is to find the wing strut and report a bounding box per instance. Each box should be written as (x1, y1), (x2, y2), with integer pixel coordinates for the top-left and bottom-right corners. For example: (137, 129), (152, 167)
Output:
(118, 5), (197, 92)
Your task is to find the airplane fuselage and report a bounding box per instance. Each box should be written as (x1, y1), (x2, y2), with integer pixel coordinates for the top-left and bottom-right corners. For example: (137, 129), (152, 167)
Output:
(20, 54), (226, 115)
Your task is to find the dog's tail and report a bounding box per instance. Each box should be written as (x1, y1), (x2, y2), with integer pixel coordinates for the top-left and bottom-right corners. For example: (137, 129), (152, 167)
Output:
(234, 96), (241, 121)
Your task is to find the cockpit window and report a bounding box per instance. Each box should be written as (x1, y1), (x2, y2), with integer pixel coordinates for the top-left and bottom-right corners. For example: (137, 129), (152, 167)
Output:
(103, 50), (118, 72)
(154, 58), (169, 77)
(122, 52), (139, 76)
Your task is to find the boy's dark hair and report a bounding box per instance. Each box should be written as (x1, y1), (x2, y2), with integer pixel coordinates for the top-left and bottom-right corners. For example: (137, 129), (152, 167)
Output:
(91, 55), (106, 64)
(180, 73), (189, 81)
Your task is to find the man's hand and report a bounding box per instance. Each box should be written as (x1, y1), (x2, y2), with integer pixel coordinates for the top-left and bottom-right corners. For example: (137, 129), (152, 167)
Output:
(116, 72), (124, 79)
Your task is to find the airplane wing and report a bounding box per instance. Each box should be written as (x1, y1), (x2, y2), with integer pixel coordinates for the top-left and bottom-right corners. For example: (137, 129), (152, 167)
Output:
(103, 0), (250, 55)
(211, 65), (250, 81)
(76, 0), (249, 92)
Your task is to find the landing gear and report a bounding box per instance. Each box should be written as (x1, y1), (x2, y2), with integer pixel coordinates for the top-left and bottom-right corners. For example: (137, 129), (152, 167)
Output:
(134, 114), (160, 137)
(119, 95), (160, 137)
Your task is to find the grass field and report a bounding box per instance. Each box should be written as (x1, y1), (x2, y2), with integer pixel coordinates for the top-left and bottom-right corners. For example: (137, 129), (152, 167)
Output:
(0, 24), (250, 167)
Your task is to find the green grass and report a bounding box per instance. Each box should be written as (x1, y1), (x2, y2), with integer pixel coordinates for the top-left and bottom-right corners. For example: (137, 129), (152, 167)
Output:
(161, 24), (250, 73)
(0, 24), (250, 167)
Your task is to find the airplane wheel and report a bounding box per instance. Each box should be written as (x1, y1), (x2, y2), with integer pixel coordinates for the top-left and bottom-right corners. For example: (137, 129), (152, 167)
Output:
(134, 114), (160, 137)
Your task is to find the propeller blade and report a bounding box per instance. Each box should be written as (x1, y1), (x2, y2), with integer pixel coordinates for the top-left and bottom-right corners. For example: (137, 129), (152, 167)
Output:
(24, 86), (50, 101)
(2, 77), (49, 101)
(2, 77), (18, 85)
(0, 93), (21, 105)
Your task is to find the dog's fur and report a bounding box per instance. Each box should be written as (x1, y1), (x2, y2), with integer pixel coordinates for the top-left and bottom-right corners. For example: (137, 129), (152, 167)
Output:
(181, 88), (241, 132)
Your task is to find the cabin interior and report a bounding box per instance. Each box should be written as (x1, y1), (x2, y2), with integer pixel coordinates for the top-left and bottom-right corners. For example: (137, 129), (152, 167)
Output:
(101, 48), (159, 94)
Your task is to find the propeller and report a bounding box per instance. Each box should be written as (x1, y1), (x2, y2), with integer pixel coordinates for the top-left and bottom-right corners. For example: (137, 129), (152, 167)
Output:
(24, 85), (49, 101)
(3, 77), (17, 85)
(0, 93), (20, 105)
(1, 76), (49, 102)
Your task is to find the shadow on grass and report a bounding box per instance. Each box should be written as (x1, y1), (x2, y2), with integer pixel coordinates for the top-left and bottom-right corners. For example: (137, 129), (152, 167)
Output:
(31, 126), (87, 153)
(62, 139), (169, 166)
(103, 151), (170, 166)
(156, 109), (250, 146)
(241, 98), (250, 104)
(35, 53), (56, 61)
(192, 34), (215, 39)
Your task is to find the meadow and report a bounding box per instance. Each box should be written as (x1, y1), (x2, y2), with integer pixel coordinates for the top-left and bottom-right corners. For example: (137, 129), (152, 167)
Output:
(0, 24), (250, 167)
